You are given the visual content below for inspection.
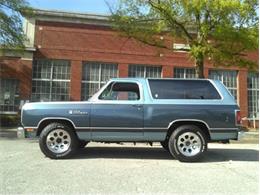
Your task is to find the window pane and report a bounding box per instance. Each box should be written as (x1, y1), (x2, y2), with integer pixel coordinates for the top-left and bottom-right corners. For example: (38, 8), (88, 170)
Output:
(129, 65), (145, 77)
(148, 79), (221, 99)
(51, 81), (70, 101)
(101, 63), (118, 82)
(81, 82), (100, 100)
(81, 62), (118, 100)
(248, 72), (259, 118)
(32, 60), (52, 79)
(32, 59), (71, 102)
(0, 79), (19, 112)
(129, 64), (162, 78)
(209, 70), (238, 100)
(31, 80), (51, 101)
(52, 60), (70, 80)
(146, 66), (162, 78)
(89, 63), (100, 81)
(174, 67), (196, 78)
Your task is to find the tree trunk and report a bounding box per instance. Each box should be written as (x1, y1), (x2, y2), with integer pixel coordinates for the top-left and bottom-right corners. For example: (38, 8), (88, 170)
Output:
(195, 54), (205, 78)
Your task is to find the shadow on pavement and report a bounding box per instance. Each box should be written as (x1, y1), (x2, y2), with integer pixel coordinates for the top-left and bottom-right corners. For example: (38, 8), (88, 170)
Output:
(0, 131), (17, 139)
(72, 146), (259, 162)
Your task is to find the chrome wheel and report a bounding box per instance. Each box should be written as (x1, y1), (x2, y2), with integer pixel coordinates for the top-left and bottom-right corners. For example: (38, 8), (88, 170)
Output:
(46, 129), (71, 154)
(177, 132), (202, 157)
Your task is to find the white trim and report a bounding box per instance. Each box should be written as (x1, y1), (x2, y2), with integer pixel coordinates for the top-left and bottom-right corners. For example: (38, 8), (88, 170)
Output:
(36, 117), (77, 129)
(23, 17), (35, 48)
(167, 119), (210, 129)
(76, 127), (167, 130)
(23, 126), (38, 129)
(209, 128), (239, 130)
(32, 78), (71, 82)
(81, 80), (106, 84)
(23, 126), (167, 130)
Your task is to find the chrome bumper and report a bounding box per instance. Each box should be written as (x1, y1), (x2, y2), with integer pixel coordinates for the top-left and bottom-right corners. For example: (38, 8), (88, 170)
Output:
(17, 127), (25, 138)
(237, 131), (245, 141)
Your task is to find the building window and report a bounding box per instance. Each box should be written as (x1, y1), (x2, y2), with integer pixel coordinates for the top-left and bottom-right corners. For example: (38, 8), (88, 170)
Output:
(174, 67), (196, 78)
(31, 59), (71, 102)
(128, 64), (162, 78)
(81, 62), (118, 100)
(209, 70), (238, 100)
(0, 79), (19, 113)
(248, 72), (259, 118)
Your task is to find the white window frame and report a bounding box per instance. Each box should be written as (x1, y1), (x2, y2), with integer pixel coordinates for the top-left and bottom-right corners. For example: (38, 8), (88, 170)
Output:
(209, 70), (238, 100)
(128, 64), (162, 78)
(81, 62), (118, 100)
(0, 79), (19, 114)
(247, 72), (259, 119)
(174, 67), (196, 78)
(31, 59), (71, 102)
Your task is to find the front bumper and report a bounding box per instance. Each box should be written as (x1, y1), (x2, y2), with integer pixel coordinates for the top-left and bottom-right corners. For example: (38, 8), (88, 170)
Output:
(17, 127), (25, 138)
(17, 126), (37, 138)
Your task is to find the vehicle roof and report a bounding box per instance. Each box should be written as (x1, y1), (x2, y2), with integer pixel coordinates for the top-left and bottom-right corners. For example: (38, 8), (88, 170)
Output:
(110, 77), (218, 82)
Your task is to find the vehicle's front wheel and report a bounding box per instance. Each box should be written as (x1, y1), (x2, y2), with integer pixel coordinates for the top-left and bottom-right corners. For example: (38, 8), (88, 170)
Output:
(168, 125), (207, 162)
(39, 122), (78, 159)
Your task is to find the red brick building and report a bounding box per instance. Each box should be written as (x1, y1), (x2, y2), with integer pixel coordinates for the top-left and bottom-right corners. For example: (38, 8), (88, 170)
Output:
(0, 9), (258, 128)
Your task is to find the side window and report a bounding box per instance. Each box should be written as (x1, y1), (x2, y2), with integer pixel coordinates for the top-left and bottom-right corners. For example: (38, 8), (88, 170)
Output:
(99, 82), (140, 101)
(148, 80), (221, 100)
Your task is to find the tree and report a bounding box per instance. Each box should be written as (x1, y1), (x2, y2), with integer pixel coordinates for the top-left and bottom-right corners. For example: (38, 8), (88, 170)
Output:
(0, 0), (31, 50)
(110, 0), (259, 78)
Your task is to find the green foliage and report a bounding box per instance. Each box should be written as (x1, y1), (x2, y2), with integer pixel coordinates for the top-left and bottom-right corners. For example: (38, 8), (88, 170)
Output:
(110, 0), (259, 77)
(0, 0), (32, 50)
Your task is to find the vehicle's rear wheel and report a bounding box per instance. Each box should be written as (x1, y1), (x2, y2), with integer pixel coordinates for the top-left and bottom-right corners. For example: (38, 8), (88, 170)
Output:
(168, 125), (207, 162)
(39, 122), (78, 159)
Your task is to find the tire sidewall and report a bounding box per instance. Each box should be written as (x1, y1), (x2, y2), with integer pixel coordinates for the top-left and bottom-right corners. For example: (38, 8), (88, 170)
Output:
(169, 125), (207, 162)
(39, 123), (78, 159)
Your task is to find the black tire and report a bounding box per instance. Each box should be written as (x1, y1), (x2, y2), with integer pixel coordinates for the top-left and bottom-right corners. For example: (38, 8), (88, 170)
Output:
(39, 122), (79, 159)
(168, 125), (208, 162)
(78, 140), (89, 149)
(160, 141), (169, 151)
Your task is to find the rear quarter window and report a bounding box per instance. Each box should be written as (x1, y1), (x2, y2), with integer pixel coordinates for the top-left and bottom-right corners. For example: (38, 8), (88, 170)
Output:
(148, 79), (221, 100)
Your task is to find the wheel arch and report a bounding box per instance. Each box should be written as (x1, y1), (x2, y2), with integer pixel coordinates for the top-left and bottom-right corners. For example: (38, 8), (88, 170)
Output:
(166, 120), (211, 141)
(36, 118), (76, 136)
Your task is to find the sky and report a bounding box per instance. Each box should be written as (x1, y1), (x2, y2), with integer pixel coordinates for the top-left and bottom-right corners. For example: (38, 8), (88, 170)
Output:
(27, 0), (118, 14)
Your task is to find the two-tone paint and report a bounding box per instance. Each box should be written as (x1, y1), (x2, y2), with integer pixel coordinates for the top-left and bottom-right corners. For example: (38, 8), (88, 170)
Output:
(21, 78), (241, 142)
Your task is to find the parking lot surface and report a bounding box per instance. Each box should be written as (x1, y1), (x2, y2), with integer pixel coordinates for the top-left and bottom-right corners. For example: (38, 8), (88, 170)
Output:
(0, 138), (259, 194)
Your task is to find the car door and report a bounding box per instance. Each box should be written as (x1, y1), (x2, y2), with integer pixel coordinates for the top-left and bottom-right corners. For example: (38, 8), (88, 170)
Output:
(90, 81), (144, 141)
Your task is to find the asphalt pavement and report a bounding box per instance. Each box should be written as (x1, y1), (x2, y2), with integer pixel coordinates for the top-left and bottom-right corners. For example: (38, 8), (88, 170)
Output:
(0, 138), (259, 194)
